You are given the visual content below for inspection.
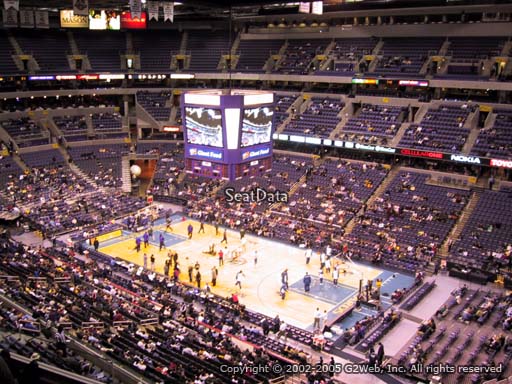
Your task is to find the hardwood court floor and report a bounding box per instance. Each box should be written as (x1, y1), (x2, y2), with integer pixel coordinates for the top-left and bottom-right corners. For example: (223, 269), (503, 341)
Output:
(99, 218), (383, 330)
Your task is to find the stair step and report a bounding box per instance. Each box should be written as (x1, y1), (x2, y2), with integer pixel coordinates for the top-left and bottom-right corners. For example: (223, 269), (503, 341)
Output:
(344, 165), (400, 235)
(439, 189), (482, 254)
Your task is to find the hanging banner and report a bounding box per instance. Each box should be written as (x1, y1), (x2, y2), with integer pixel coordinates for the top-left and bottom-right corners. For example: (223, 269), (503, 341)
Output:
(312, 1), (323, 15)
(163, 2), (174, 23)
(35, 10), (50, 28)
(3, 0), (19, 11)
(298, 2), (310, 13)
(2, 7), (17, 27)
(147, 1), (159, 21)
(130, 0), (142, 20)
(19, 9), (34, 28)
(73, 0), (89, 16)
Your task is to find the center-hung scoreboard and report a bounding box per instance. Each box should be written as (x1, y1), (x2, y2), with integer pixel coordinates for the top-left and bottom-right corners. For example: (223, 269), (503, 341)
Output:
(181, 90), (275, 181)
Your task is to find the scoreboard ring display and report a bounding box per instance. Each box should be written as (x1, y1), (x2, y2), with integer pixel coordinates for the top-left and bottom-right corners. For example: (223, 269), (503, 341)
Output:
(182, 90), (275, 181)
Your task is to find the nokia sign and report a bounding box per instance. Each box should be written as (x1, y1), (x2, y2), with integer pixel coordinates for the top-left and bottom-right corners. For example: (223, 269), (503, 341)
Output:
(450, 155), (481, 164)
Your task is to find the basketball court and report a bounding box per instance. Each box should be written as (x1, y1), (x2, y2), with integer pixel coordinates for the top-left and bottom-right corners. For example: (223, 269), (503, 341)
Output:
(95, 214), (415, 331)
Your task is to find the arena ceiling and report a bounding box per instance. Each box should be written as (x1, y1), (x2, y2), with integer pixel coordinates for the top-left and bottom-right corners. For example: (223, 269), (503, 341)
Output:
(18, 0), (510, 12)
(13, 0), (511, 21)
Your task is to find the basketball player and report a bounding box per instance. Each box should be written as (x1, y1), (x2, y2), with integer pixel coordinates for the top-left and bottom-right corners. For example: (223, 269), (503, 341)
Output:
(198, 220), (205, 234)
(218, 248), (224, 266)
(195, 270), (201, 288)
(159, 233), (165, 251)
(320, 252), (326, 269)
(253, 250), (258, 266)
(163, 259), (170, 276)
(325, 257), (331, 273)
(280, 284), (286, 300)
(187, 224), (193, 239)
(281, 269), (289, 290)
(332, 266), (339, 286)
(313, 308), (322, 330)
(150, 254), (155, 271)
(188, 265), (194, 283)
(303, 272), (312, 292)
(211, 266), (218, 286)
(235, 270), (245, 290)
(221, 228), (228, 244)
(305, 248), (312, 265)
(143, 232), (149, 248)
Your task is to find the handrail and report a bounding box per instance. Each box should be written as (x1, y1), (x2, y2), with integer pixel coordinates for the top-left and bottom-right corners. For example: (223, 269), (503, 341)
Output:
(7, 350), (109, 384)
(0, 294), (151, 384)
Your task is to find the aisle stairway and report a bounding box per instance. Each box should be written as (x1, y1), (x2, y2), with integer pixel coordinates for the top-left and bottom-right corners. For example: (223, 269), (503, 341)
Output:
(343, 165), (400, 236)
(438, 188), (483, 258)
(121, 155), (132, 193)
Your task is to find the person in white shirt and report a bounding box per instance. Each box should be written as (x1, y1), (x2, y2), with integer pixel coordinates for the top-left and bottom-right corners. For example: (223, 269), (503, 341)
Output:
(325, 258), (331, 273)
(133, 359), (146, 371)
(321, 310), (328, 332)
(313, 308), (322, 330)
(305, 248), (312, 264)
(235, 270), (245, 289)
(277, 321), (287, 340)
(332, 267), (339, 285)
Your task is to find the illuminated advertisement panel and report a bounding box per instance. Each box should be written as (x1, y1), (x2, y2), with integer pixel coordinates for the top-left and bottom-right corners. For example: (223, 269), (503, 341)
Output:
(241, 146), (271, 161)
(241, 107), (273, 147)
(60, 10), (88, 28)
(187, 146), (223, 161)
(352, 78), (379, 85)
(120, 11), (147, 29)
(89, 10), (120, 30)
(448, 154), (481, 164)
(185, 107), (223, 148)
(29, 75), (55, 81)
(398, 80), (429, 87)
(491, 159), (512, 168)
(400, 149), (443, 159)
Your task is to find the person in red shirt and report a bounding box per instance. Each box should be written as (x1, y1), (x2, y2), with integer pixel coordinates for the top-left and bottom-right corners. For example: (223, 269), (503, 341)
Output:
(218, 249), (224, 266)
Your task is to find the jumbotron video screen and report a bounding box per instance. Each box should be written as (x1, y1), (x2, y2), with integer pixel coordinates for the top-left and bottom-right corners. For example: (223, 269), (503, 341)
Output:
(185, 107), (224, 148)
(241, 106), (273, 147)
